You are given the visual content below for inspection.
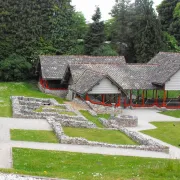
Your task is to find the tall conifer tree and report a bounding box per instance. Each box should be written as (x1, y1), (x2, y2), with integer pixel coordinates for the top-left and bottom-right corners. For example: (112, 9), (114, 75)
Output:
(84, 7), (105, 55)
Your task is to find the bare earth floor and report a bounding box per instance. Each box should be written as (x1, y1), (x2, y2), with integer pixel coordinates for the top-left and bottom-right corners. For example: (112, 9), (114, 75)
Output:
(1, 109), (180, 169)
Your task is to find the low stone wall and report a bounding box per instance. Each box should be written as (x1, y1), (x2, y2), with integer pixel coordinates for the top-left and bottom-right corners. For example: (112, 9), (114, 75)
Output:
(47, 117), (168, 153)
(11, 96), (169, 153)
(99, 115), (138, 128)
(86, 101), (123, 114)
(38, 83), (68, 98)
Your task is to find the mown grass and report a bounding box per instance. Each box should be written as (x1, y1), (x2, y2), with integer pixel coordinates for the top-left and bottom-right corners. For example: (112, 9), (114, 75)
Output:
(58, 111), (77, 116)
(63, 127), (137, 145)
(80, 110), (110, 128)
(160, 110), (180, 118)
(141, 122), (180, 148)
(35, 105), (66, 112)
(0, 148), (179, 180)
(10, 129), (59, 143)
(0, 82), (64, 117)
(98, 113), (111, 119)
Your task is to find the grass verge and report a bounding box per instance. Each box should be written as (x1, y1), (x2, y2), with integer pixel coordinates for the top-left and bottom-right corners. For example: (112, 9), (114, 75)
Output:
(160, 110), (180, 118)
(141, 122), (180, 148)
(0, 82), (64, 117)
(0, 148), (180, 180)
(58, 111), (77, 116)
(63, 127), (137, 145)
(10, 129), (59, 143)
(80, 110), (110, 128)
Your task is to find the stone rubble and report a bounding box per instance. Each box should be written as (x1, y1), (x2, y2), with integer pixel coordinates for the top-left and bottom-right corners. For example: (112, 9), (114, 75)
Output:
(11, 96), (169, 153)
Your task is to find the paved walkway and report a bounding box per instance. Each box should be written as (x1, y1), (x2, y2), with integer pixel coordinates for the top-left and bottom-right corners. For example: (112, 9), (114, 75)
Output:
(0, 109), (180, 169)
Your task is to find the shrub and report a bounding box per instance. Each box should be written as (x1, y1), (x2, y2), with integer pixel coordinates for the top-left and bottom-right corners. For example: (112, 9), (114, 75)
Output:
(0, 54), (32, 81)
(91, 44), (119, 56)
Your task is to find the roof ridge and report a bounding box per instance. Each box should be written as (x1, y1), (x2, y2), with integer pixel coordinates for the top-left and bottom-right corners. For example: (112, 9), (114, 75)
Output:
(39, 55), (124, 58)
(159, 51), (180, 55)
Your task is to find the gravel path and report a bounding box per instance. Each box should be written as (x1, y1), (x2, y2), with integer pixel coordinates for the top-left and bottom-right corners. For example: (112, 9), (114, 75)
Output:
(0, 173), (62, 180)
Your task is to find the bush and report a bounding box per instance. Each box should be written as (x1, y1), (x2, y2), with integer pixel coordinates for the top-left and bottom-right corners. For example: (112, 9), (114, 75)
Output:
(0, 54), (32, 81)
(91, 44), (118, 56)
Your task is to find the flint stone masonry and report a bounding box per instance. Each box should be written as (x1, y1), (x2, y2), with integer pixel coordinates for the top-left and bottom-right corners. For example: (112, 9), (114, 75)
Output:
(86, 101), (123, 114)
(12, 96), (97, 128)
(106, 115), (138, 128)
(47, 117), (168, 153)
(38, 83), (68, 98)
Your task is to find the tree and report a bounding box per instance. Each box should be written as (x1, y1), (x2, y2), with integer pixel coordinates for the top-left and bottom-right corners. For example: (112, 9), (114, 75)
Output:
(0, 54), (32, 81)
(111, 0), (162, 63)
(73, 12), (88, 39)
(111, 0), (133, 59)
(169, 2), (180, 45)
(0, 0), (77, 63)
(91, 44), (119, 56)
(162, 32), (180, 52)
(133, 0), (163, 63)
(157, 0), (179, 31)
(104, 18), (115, 41)
(84, 7), (105, 55)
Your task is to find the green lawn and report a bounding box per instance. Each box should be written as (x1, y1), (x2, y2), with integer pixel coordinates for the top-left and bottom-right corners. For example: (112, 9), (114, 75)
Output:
(1, 148), (179, 180)
(80, 110), (110, 128)
(63, 127), (137, 145)
(98, 113), (111, 119)
(141, 122), (180, 148)
(160, 110), (180, 118)
(35, 105), (66, 112)
(10, 129), (59, 143)
(0, 82), (64, 117)
(58, 111), (77, 116)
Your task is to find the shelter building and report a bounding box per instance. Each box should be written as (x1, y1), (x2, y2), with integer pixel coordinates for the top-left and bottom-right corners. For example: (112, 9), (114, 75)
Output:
(37, 52), (180, 109)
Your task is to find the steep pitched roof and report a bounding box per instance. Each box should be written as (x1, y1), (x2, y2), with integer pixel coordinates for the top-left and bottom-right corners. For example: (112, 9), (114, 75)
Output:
(39, 55), (126, 80)
(70, 69), (105, 94)
(78, 64), (157, 90)
(148, 52), (180, 84)
(40, 57), (68, 80)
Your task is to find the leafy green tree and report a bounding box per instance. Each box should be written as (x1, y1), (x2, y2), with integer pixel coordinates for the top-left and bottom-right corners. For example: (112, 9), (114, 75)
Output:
(91, 44), (119, 56)
(84, 7), (105, 55)
(157, 0), (179, 31)
(0, 54), (32, 81)
(73, 12), (88, 39)
(0, 0), (77, 63)
(169, 2), (180, 45)
(162, 32), (180, 52)
(104, 18), (115, 41)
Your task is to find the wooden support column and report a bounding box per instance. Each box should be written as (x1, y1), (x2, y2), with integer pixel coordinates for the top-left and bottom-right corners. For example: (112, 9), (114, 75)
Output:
(163, 90), (167, 107)
(124, 98), (127, 108)
(102, 94), (105, 104)
(45, 80), (48, 89)
(117, 94), (121, 107)
(130, 90), (132, 106)
(155, 90), (158, 105)
(85, 94), (89, 101)
(142, 90), (145, 106)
